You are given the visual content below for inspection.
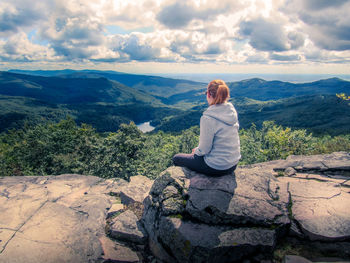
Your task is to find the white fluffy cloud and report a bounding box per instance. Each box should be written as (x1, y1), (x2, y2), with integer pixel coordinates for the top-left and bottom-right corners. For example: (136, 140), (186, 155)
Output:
(0, 0), (349, 69)
(282, 0), (350, 51)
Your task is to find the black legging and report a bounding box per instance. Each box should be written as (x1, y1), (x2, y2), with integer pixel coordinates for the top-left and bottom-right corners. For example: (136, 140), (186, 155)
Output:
(172, 153), (237, 176)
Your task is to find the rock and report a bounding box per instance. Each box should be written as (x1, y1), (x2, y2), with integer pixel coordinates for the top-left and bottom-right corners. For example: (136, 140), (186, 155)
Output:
(285, 167), (296, 176)
(283, 255), (312, 263)
(109, 210), (147, 245)
(271, 152), (350, 242)
(107, 203), (124, 218)
(142, 166), (289, 263)
(99, 236), (140, 263)
(117, 175), (153, 206)
(280, 173), (350, 241)
(142, 152), (350, 262)
(273, 152), (350, 175)
(1, 152), (349, 263)
(0, 174), (120, 263)
(158, 217), (276, 263)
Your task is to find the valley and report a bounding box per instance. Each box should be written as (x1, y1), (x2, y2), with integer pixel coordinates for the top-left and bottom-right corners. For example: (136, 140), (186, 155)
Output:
(1, 70), (349, 135)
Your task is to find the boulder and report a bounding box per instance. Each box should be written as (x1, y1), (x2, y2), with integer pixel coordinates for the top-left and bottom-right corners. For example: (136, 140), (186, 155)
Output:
(117, 176), (153, 205)
(108, 210), (147, 245)
(99, 236), (140, 263)
(142, 152), (350, 262)
(142, 166), (290, 263)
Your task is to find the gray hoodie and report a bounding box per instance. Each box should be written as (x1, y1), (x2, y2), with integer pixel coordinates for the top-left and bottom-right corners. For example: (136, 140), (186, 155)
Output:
(194, 102), (241, 170)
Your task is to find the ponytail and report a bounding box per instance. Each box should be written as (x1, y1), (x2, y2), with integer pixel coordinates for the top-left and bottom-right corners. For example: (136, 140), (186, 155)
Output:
(207, 79), (230, 105)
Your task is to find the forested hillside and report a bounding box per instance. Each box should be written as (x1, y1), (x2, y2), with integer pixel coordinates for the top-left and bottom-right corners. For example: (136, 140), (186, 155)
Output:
(1, 119), (349, 179)
(1, 70), (349, 179)
(9, 69), (206, 97)
(1, 70), (350, 135)
(155, 95), (350, 135)
(0, 71), (183, 132)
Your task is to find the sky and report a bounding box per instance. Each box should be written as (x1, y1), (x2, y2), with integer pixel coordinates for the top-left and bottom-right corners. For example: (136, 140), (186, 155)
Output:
(0, 0), (350, 75)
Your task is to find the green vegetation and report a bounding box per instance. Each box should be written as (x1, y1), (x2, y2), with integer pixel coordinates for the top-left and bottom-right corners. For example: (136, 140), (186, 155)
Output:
(1, 70), (349, 180)
(1, 71), (350, 135)
(1, 118), (349, 180)
(156, 95), (350, 135)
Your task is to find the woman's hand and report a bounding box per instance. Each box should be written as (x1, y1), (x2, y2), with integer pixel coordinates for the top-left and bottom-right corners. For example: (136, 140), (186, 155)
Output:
(192, 147), (197, 154)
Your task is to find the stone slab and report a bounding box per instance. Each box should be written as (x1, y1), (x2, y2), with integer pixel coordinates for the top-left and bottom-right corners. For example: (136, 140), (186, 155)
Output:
(99, 236), (140, 263)
(0, 174), (118, 263)
(109, 210), (147, 245)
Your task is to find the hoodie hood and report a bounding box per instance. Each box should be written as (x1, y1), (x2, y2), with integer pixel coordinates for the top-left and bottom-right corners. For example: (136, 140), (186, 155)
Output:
(203, 102), (238, 126)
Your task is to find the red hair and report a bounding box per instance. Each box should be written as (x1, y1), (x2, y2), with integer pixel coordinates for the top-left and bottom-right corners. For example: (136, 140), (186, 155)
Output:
(207, 79), (230, 105)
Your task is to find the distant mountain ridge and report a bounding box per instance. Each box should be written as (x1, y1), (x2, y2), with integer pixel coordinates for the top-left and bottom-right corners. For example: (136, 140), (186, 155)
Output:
(0, 71), (182, 132)
(7, 69), (350, 104)
(0, 71), (160, 105)
(1, 70), (350, 134)
(8, 69), (206, 97)
(155, 94), (350, 135)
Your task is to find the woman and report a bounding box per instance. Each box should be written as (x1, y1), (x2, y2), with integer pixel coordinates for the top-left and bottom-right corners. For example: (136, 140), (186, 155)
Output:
(172, 79), (241, 176)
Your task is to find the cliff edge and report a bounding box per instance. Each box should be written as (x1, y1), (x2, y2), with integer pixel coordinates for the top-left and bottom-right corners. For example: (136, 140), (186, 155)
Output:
(0, 152), (349, 263)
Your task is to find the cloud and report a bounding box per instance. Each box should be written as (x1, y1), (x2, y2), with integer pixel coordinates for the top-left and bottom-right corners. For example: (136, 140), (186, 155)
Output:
(283, 0), (350, 51)
(156, 0), (239, 29)
(104, 0), (158, 30)
(37, 1), (107, 60)
(168, 31), (228, 62)
(245, 54), (269, 63)
(302, 0), (348, 11)
(0, 0), (349, 70)
(239, 17), (304, 52)
(156, 2), (194, 29)
(269, 53), (301, 61)
(108, 34), (161, 62)
(0, 1), (50, 36)
(0, 32), (56, 62)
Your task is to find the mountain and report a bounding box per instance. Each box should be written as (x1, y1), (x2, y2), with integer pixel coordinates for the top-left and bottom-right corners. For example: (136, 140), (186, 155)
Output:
(228, 77), (350, 100)
(0, 71), (183, 132)
(0, 71), (161, 105)
(155, 95), (350, 135)
(8, 69), (349, 105)
(1, 70), (350, 135)
(0, 95), (73, 132)
(160, 77), (350, 106)
(8, 69), (78, 77)
(8, 69), (206, 97)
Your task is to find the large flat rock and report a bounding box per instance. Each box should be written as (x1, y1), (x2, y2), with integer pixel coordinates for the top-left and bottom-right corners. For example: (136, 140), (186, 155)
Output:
(0, 174), (127, 263)
(279, 174), (350, 241)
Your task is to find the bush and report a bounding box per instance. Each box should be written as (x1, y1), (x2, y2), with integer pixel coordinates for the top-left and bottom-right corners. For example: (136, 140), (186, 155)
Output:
(0, 118), (349, 179)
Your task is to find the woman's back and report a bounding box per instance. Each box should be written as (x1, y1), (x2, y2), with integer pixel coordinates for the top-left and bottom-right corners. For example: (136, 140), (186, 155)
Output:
(173, 79), (241, 176)
(195, 102), (241, 170)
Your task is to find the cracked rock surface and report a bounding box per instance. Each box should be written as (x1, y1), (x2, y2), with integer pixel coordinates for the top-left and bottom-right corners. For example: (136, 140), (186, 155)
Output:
(0, 152), (349, 263)
(142, 166), (290, 263)
(0, 174), (132, 263)
(142, 152), (350, 263)
(272, 152), (350, 242)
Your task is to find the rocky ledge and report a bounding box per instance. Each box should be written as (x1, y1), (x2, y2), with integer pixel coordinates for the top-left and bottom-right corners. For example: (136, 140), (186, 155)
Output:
(142, 151), (350, 262)
(0, 152), (349, 263)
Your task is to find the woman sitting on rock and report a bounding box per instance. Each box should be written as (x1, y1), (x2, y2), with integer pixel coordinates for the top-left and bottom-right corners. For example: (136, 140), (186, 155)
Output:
(173, 79), (241, 176)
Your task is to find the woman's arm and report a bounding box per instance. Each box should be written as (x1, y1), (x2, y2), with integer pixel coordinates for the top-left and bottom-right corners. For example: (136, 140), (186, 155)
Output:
(194, 116), (215, 156)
